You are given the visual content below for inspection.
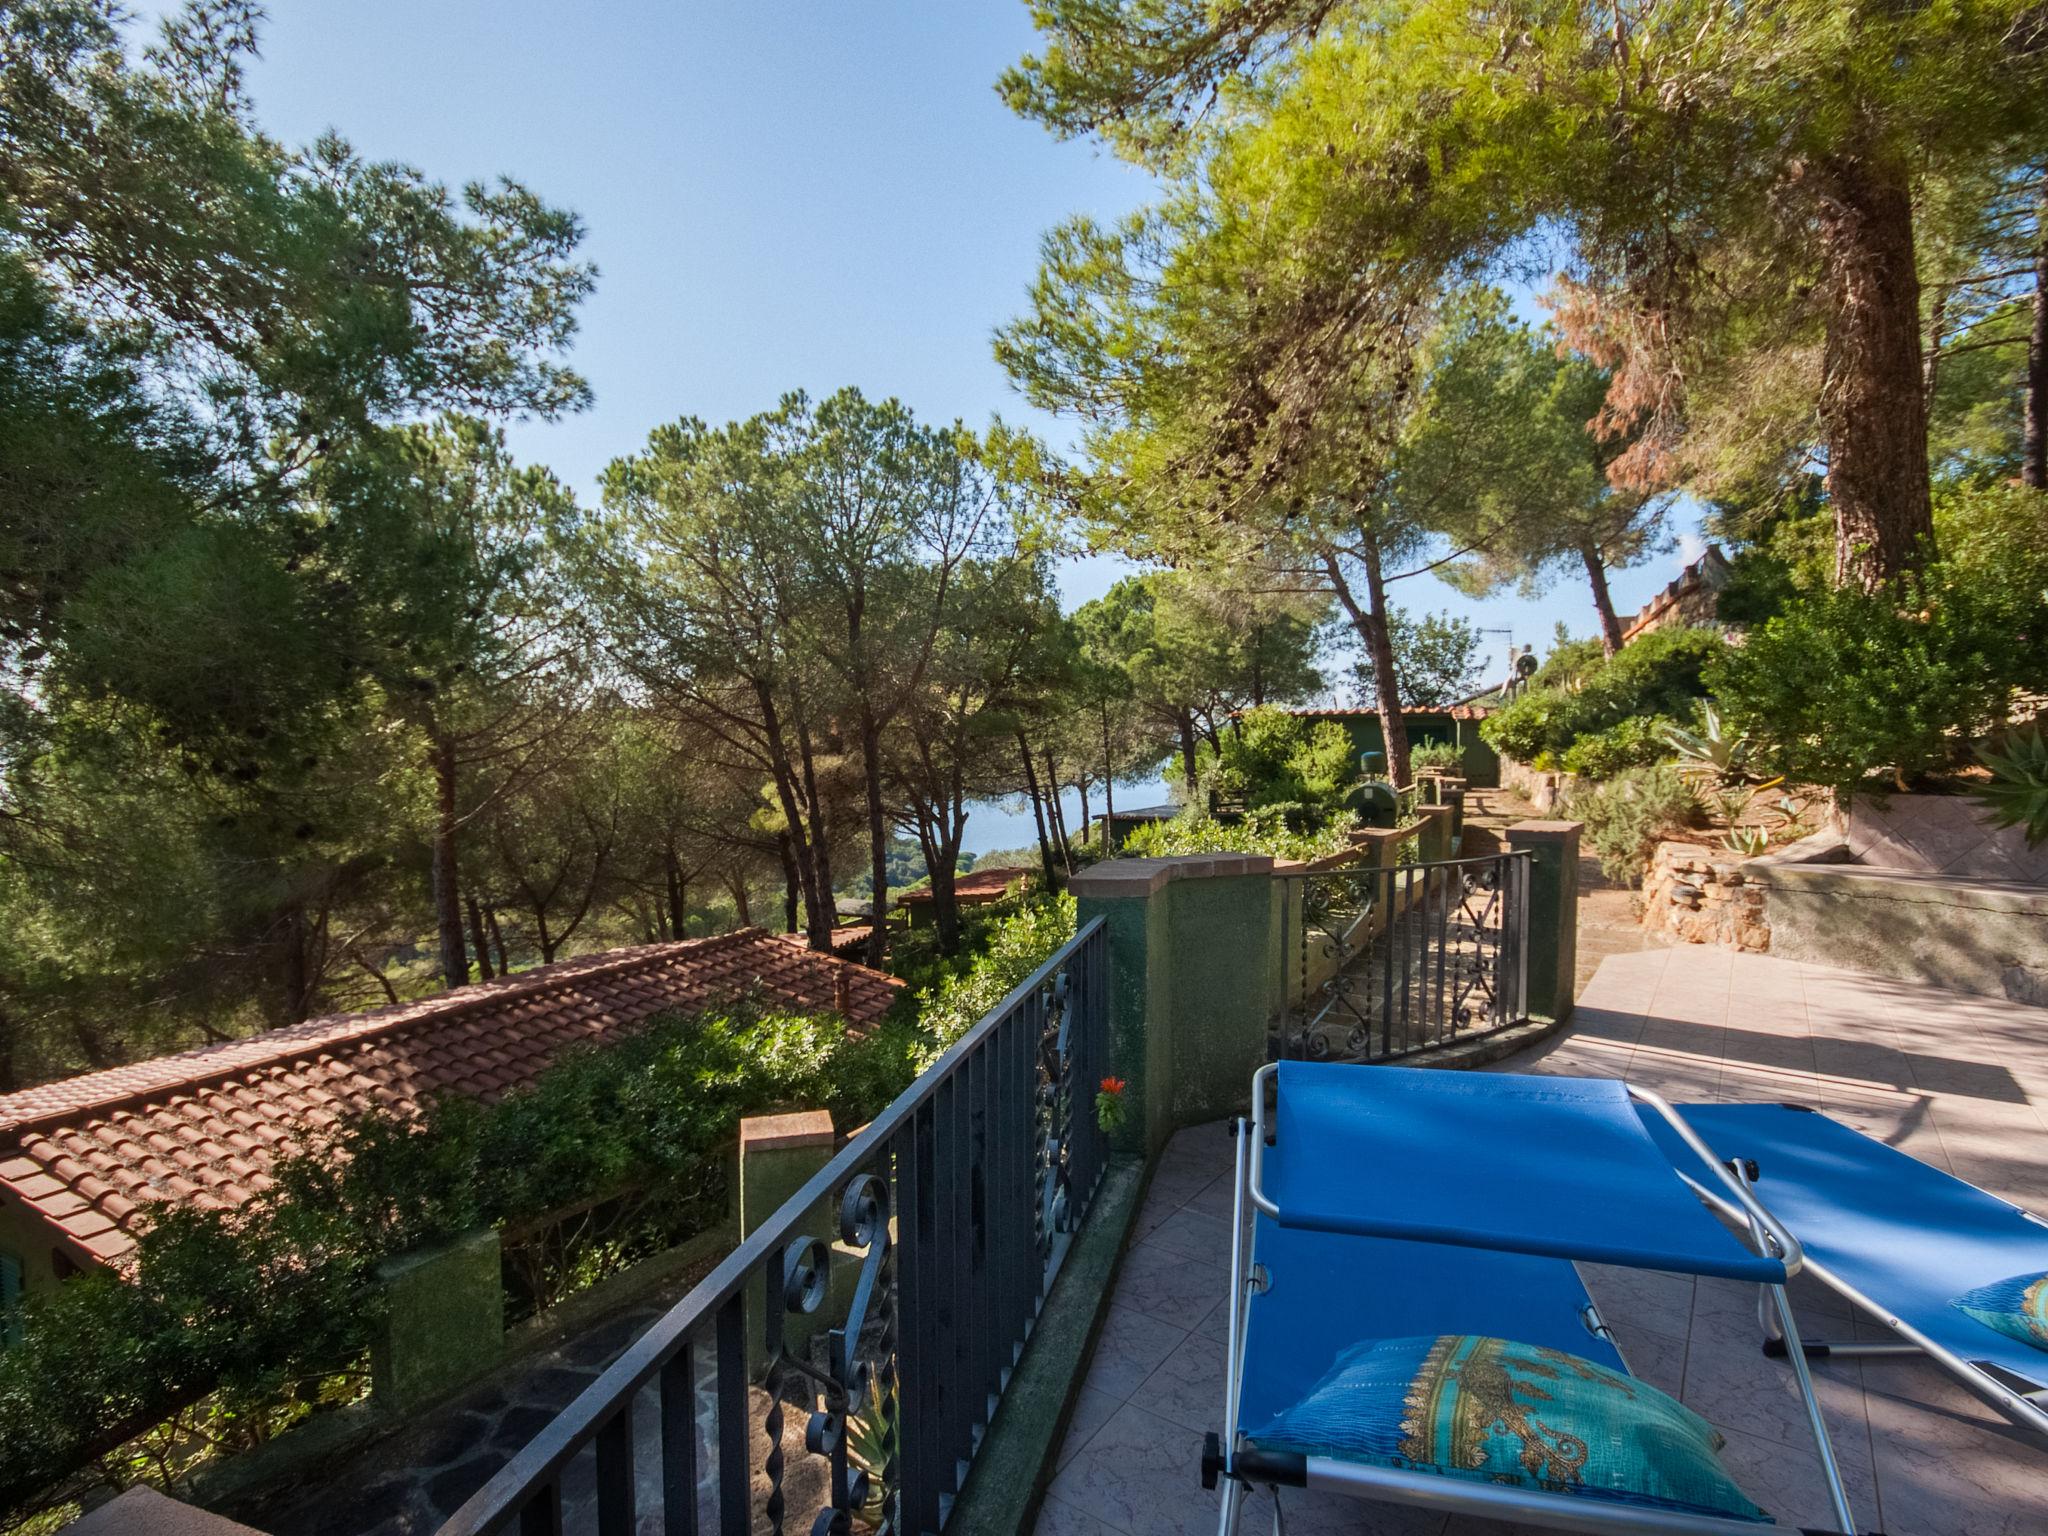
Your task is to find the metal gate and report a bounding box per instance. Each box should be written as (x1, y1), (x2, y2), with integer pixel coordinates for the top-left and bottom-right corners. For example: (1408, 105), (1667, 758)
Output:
(1278, 850), (1531, 1063)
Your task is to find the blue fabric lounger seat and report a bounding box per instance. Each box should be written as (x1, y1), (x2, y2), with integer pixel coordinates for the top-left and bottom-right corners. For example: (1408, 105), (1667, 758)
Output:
(1640, 1101), (2048, 1440)
(1210, 1064), (1872, 1536)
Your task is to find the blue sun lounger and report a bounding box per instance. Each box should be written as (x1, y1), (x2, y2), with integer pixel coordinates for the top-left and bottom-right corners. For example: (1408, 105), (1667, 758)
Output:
(1206, 1063), (1872, 1535)
(1640, 1101), (2048, 1443)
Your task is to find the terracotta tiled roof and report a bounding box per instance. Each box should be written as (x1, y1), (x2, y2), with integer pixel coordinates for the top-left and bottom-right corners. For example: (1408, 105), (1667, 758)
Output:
(0, 931), (901, 1273)
(894, 867), (1033, 904)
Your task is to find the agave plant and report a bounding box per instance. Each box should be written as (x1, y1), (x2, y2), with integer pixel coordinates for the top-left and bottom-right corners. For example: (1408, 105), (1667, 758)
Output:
(1974, 724), (2048, 846)
(1722, 824), (1771, 857)
(1658, 702), (1753, 784)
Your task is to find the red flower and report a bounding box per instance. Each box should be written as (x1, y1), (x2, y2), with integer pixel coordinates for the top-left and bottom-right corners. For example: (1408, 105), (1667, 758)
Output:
(1099, 1076), (1126, 1096)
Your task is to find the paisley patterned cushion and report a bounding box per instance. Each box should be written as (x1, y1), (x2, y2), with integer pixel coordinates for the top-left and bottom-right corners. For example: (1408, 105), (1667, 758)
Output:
(1953, 1271), (2048, 1351)
(1249, 1334), (1770, 1523)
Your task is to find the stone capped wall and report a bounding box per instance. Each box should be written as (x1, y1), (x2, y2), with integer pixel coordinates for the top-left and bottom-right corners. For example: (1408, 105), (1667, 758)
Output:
(1640, 841), (1770, 951)
(1846, 793), (2048, 883)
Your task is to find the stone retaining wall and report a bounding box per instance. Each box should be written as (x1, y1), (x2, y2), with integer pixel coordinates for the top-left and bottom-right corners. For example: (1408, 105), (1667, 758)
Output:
(1497, 754), (1579, 813)
(1639, 841), (1770, 951)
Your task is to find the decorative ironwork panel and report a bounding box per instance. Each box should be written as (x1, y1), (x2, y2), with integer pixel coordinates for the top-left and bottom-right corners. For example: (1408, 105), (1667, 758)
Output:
(431, 918), (1112, 1536)
(1280, 852), (1531, 1063)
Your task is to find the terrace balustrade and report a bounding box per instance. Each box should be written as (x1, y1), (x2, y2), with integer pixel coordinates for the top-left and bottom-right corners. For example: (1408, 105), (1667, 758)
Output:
(434, 918), (1111, 1536)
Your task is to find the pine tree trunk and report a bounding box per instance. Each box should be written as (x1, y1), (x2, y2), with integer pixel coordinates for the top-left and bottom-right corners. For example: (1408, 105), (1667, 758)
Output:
(1815, 145), (1936, 588)
(467, 896), (494, 980)
(930, 847), (963, 956)
(757, 684), (828, 947)
(1018, 731), (1058, 890)
(861, 716), (890, 968)
(728, 873), (753, 930)
(1044, 748), (1074, 873)
(777, 832), (801, 933)
(486, 904), (510, 975)
(1326, 545), (1410, 785)
(1177, 713), (1200, 796)
(429, 728), (469, 990)
(281, 902), (313, 1023)
(793, 717), (836, 951)
(1579, 543), (1625, 654)
(1100, 702), (1118, 850)
(2026, 178), (2047, 491)
(1361, 546), (1411, 785)
(665, 847), (687, 940)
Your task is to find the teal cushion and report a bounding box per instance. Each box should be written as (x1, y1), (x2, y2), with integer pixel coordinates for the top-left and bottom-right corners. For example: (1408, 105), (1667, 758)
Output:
(1248, 1334), (1770, 1524)
(1952, 1271), (2048, 1351)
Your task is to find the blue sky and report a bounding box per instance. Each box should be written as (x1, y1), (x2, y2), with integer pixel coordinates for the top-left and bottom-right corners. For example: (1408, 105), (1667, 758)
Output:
(208, 1), (1708, 849)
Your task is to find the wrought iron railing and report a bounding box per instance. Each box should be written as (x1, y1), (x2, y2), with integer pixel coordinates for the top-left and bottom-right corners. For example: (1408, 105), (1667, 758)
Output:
(434, 916), (1111, 1536)
(1279, 851), (1530, 1063)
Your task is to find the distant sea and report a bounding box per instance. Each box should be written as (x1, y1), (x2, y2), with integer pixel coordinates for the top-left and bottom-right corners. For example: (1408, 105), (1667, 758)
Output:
(960, 773), (1174, 859)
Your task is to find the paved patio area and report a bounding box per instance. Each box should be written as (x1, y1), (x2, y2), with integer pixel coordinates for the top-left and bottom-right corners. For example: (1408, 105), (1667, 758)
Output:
(1039, 947), (2048, 1536)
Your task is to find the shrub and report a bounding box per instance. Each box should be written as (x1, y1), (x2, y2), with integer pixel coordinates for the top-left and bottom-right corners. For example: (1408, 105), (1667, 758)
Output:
(1563, 765), (1703, 884)
(1120, 806), (1360, 864)
(914, 893), (1078, 1065)
(1409, 740), (1466, 776)
(1482, 629), (1724, 767)
(1976, 724), (2048, 846)
(1557, 716), (1677, 780)
(1197, 707), (1358, 819)
(1709, 483), (2048, 792)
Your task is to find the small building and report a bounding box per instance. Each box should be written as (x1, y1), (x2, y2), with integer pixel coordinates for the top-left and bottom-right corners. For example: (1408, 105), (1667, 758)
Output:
(893, 866), (1034, 928)
(1622, 544), (1733, 645)
(0, 930), (901, 1302)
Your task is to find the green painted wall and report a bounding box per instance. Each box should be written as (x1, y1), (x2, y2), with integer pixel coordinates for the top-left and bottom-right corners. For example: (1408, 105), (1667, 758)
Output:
(1074, 856), (1284, 1155)
(0, 1201), (68, 1301)
(370, 1228), (504, 1413)
(1508, 822), (1581, 1025)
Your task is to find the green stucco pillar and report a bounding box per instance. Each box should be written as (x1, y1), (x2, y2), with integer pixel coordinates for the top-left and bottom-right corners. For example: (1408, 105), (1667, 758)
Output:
(1414, 804), (1454, 865)
(371, 1228), (503, 1413)
(1071, 855), (1282, 1157)
(1508, 820), (1582, 1025)
(739, 1111), (839, 1363)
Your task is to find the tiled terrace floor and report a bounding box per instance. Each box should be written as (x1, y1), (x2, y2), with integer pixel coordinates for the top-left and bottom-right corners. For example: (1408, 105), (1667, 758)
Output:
(1040, 947), (2048, 1536)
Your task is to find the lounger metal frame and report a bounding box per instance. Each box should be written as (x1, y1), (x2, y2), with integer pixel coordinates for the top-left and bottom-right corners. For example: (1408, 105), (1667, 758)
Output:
(1678, 1163), (2048, 1444)
(1211, 1064), (1864, 1536)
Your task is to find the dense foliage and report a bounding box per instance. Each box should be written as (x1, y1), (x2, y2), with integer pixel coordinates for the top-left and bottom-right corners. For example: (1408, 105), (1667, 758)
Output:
(1709, 486), (2048, 791)
(913, 894), (1080, 1064)
(1119, 808), (1361, 866)
(1481, 629), (1724, 775)
(1197, 708), (1355, 823)
(1976, 727), (2048, 847)
(0, 1004), (894, 1521)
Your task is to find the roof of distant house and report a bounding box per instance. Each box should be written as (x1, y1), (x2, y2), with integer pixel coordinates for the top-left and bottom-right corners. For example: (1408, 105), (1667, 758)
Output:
(894, 866), (1033, 905)
(0, 930), (901, 1274)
